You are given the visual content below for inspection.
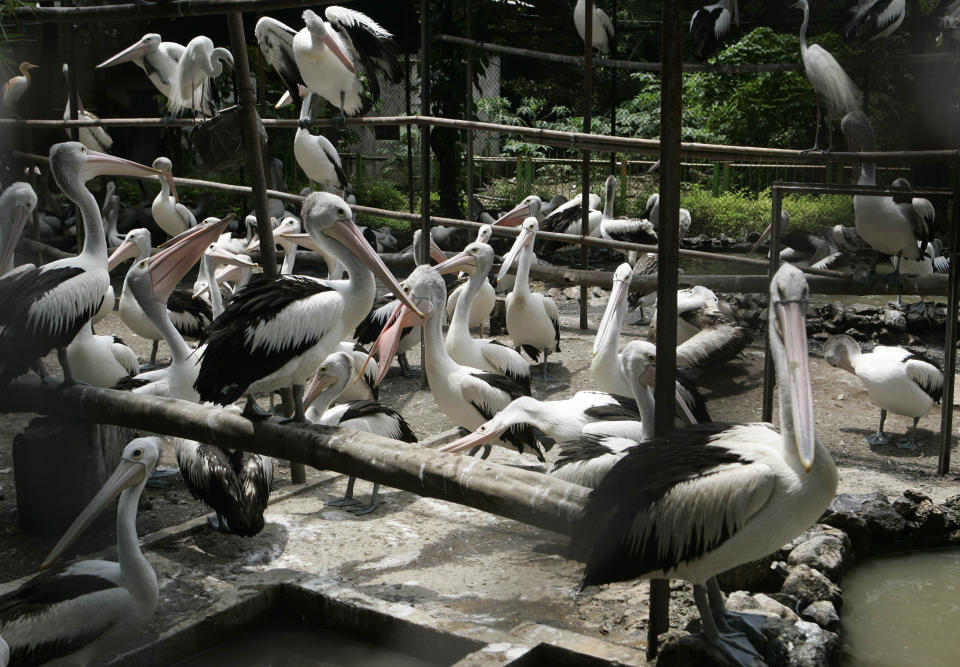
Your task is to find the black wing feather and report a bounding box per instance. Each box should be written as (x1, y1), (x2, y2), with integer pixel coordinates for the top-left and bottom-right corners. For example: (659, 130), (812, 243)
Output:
(340, 399), (418, 443)
(470, 372), (543, 460)
(167, 288), (213, 338)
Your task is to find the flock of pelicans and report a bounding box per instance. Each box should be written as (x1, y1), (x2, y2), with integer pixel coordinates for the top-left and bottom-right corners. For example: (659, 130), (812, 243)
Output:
(0, 2), (953, 666)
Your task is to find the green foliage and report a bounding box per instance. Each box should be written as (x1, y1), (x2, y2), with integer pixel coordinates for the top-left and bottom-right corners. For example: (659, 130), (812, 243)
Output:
(353, 180), (409, 231)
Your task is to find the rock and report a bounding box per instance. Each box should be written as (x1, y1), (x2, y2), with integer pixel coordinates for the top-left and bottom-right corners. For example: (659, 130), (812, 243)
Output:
(826, 492), (887, 515)
(726, 591), (799, 622)
(861, 498), (911, 542)
(780, 564), (841, 609)
(820, 512), (871, 552)
(941, 494), (960, 530)
(777, 524), (849, 559)
(787, 534), (848, 580)
(656, 630), (731, 667)
(763, 617), (840, 667)
(800, 600), (839, 632)
(883, 308), (907, 331)
(716, 553), (780, 592)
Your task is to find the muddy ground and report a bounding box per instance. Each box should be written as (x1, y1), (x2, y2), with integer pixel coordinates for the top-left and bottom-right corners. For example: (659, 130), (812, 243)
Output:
(0, 271), (958, 591)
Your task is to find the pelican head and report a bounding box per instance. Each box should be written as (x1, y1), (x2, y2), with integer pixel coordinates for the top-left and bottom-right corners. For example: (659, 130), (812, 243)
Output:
(496, 217), (538, 284)
(437, 399), (534, 454)
(49, 142), (164, 195)
(750, 210), (791, 254)
(151, 156), (179, 201)
(303, 350), (355, 408)
(476, 224), (493, 244)
(302, 10), (356, 74)
(840, 110), (875, 152)
(593, 262), (634, 356)
(620, 340), (658, 388)
(42, 437), (160, 568)
(98, 34), (161, 68)
(823, 334), (860, 375)
(432, 241), (494, 278)
(107, 227), (152, 271)
(0, 182), (38, 274)
(495, 195), (541, 227)
(769, 263), (815, 471)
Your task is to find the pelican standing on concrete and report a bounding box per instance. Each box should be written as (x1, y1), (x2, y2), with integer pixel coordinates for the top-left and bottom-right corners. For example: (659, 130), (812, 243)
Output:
(572, 263), (838, 666)
(0, 438), (160, 666)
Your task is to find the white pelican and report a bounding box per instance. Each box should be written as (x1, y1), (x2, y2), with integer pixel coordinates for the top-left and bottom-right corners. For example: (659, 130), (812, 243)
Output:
(61, 64), (113, 153)
(444, 224), (496, 332)
(151, 157), (196, 237)
(493, 194), (569, 227)
(0, 143), (163, 386)
(795, 0), (862, 151)
(101, 182), (123, 248)
(0, 182), (37, 276)
(497, 218), (561, 382)
(109, 227), (216, 366)
(165, 35), (233, 116)
(435, 241), (530, 392)
(2, 61), (37, 115)
(294, 90), (349, 191)
(373, 265), (544, 460)
(194, 192), (422, 420)
(689, 0), (739, 61)
(0, 438), (160, 665)
(65, 322), (139, 387)
(845, 0), (905, 42)
(650, 285), (751, 369)
(642, 192), (692, 236)
(190, 240), (258, 319)
(572, 263), (838, 666)
(598, 176), (658, 263)
(824, 334), (942, 450)
(573, 0), (614, 54)
(256, 7), (402, 122)
(248, 215), (302, 276)
(537, 193), (605, 255)
(304, 350), (416, 514)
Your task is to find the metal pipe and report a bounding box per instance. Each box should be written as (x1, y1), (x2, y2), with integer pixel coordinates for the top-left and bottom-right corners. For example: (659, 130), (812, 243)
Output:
(419, 0), (432, 390)
(938, 162), (960, 475)
(580, 0), (593, 331)
(465, 0), (475, 216)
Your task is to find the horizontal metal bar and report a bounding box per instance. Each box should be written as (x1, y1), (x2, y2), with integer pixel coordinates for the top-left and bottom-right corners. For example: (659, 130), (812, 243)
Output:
(13, 0), (346, 24)
(772, 181), (954, 197)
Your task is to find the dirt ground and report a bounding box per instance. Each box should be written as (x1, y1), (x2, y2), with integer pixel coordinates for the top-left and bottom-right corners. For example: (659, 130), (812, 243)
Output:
(1, 272), (958, 588)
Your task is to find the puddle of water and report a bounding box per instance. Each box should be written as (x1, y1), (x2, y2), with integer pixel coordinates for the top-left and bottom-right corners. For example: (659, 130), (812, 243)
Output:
(174, 624), (443, 667)
(842, 548), (960, 667)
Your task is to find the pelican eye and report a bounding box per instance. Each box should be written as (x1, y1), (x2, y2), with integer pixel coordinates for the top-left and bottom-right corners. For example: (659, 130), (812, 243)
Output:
(319, 366), (327, 373)
(138, 260), (148, 268)
(478, 425), (486, 432)
(132, 448), (143, 458)
(337, 208), (346, 216)
(646, 353), (656, 362)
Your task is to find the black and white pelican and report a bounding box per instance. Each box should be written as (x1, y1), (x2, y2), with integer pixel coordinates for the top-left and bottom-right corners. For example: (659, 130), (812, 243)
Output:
(151, 157), (196, 237)
(444, 224), (496, 332)
(494, 194), (570, 228)
(109, 227), (216, 366)
(0, 437), (160, 666)
(824, 334), (942, 450)
(435, 241), (530, 393)
(751, 210), (839, 268)
(642, 192), (692, 236)
(841, 111), (929, 284)
(497, 218), (561, 381)
(2, 61), (37, 114)
(61, 64), (113, 153)
(164, 35), (232, 116)
(689, 0), (739, 61)
(845, 0), (905, 42)
(373, 265), (543, 460)
(650, 285), (751, 369)
(304, 350), (416, 514)
(571, 263), (838, 666)
(573, 0), (615, 54)
(0, 143), (164, 386)
(598, 176), (658, 263)
(294, 90), (349, 191)
(256, 7), (402, 122)
(65, 322), (139, 388)
(0, 181), (37, 277)
(194, 192), (422, 420)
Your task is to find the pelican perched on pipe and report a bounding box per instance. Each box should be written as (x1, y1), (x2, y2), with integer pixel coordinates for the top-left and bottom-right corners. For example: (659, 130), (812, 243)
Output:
(824, 334), (942, 450)
(574, 0), (615, 54)
(194, 192), (423, 421)
(151, 157), (195, 238)
(0, 143), (166, 386)
(256, 7), (402, 123)
(304, 350), (416, 514)
(61, 64), (113, 153)
(571, 263), (837, 666)
(435, 241), (531, 393)
(2, 61), (37, 115)
(165, 35), (232, 116)
(0, 438), (160, 666)
(0, 182), (37, 277)
(444, 224), (496, 332)
(497, 218), (561, 382)
(294, 90), (349, 191)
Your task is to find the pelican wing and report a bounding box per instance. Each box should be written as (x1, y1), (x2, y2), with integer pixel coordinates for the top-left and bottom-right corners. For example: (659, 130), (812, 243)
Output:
(463, 371), (542, 459)
(255, 17), (303, 105)
(904, 356), (944, 404)
(603, 218), (657, 245)
(676, 322), (751, 369)
(111, 336), (140, 377)
(167, 289), (212, 338)
(596, 7), (615, 41)
(479, 340), (531, 395)
(544, 296), (561, 352)
(573, 423), (776, 585)
(325, 5), (402, 102)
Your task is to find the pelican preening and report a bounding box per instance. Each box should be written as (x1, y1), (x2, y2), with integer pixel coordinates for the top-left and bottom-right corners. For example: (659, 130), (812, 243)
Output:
(166, 35), (233, 116)
(795, 0), (862, 151)
(61, 64), (113, 153)
(0, 182), (37, 277)
(256, 6), (402, 122)
(573, 0), (615, 54)
(572, 263), (837, 666)
(2, 61), (37, 114)
(845, 0), (906, 42)
(0, 438), (160, 666)
(824, 334), (943, 450)
(689, 0), (739, 61)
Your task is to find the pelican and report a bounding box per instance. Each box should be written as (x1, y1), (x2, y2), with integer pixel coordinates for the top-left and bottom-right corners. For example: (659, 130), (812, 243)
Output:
(0, 182), (37, 277)
(497, 218), (561, 381)
(102, 182), (123, 248)
(751, 210), (838, 268)
(151, 157), (196, 237)
(642, 193), (692, 236)
(256, 7), (402, 122)
(191, 240), (258, 318)
(824, 334), (942, 450)
(61, 64), (113, 153)
(109, 227), (217, 366)
(194, 192), (422, 420)
(2, 61), (37, 115)
(689, 0), (739, 61)
(248, 215), (302, 276)
(294, 90), (349, 191)
(444, 224), (496, 332)
(0, 143), (165, 386)
(571, 263), (837, 666)
(165, 35), (232, 116)
(795, 0), (862, 151)
(650, 285), (751, 369)
(845, 0), (905, 42)
(538, 193), (605, 255)
(598, 176), (658, 263)
(373, 265), (544, 461)
(0, 438), (160, 666)
(573, 0), (615, 54)
(304, 351), (416, 514)
(841, 111), (928, 284)
(65, 322), (139, 387)
(435, 241), (530, 392)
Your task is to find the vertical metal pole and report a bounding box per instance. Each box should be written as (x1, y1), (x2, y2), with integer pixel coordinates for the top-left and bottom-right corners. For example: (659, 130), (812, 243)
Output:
(580, 0), (593, 331)
(761, 187), (784, 423)
(649, 2), (684, 658)
(465, 0), (475, 214)
(419, 0), (432, 389)
(406, 53), (415, 214)
(608, 0), (617, 176)
(938, 164), (960, 475)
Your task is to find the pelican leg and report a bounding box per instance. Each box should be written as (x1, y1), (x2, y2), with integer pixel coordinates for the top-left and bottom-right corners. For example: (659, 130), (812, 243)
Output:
(31, 358), (57, 384)
(398, 353), (421, 378)
(866, 409), (890, 445)
(707, 577), (766, 643)
(347, 482), (380, 515)
(896, 417), (920, 451)
(886, 253), (904, 288)
(280, 384), (307, 423)
(325, 476), (360, 507)
(468, 444), (492, 459)
(539, 350), (558, 383)
(694, 584), (763, 667)
(242, 394), (272, 420)
(207, 512), (231, 533)
(57, 347), (82, 387)
(331, 91), (347, 128)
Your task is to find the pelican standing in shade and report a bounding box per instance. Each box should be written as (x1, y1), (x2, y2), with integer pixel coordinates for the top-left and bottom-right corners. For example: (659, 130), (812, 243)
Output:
(574, 0), (615, 54)
(824, 334), (942, 450)
(435, 241), (531, 392)
(598, 176), (658, 264)
(65, 322), (139, 387)
(61, 64), (113, 153)
(256, 7), (402, 123)
(845, 0), (905, 42)
(689, 0), (739, 61)
(194, 192), (422, 420)
(165, 35), (233, 116)
(0, 438), (160, 666)
(2, 62), (37, 115)
(373, 266), (544, 461)
(0, 143), (166, 386)
(642, 192), (692, 237)
(0, 182), (37, 276)
(294, 90), (350, 192)
(151, 157), (196, 237)
(571, 263), (837, 666)
(795, 0), (862, 151)
(498, 218), (561, 381)
(304, 351), (417, 514)
(444, 224), (496, 332)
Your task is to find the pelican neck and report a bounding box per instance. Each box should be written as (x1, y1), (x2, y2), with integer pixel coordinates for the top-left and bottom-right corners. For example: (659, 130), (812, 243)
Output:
(116, 484), (158, 606)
